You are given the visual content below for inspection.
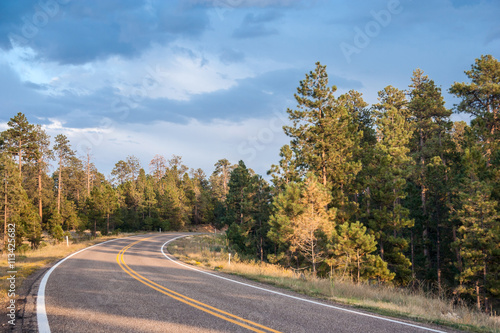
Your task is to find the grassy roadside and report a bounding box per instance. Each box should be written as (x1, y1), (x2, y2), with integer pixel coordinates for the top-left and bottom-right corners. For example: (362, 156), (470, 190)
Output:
(167, 234), (500, 333)
(0, 233), (139, 309)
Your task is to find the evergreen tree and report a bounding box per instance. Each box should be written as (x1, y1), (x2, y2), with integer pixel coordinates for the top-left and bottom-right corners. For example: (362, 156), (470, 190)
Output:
(268, 181), (303, 267)
(1, 112), (37, 180)
(0, 153), (40, 248)
(331, 221), (394, 283)
(267, 144), (301, 191)
(53, 134), (75, 214)
(33, 126), (53, 223)
(283, 62), (362, 220)
(210, 159), (234, 202)
(454, 177), (500, 311)
(149, 154), (167, 182)
(289, 174), (336, 276)
(407, 69), (453, 287)
(365, 86), (414, 284)
(450, 55), (500, 163)
(269, 173), (336, 275)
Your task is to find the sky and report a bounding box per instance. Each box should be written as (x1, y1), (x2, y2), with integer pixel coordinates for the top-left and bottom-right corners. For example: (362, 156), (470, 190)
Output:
(0, 0), (499, 179)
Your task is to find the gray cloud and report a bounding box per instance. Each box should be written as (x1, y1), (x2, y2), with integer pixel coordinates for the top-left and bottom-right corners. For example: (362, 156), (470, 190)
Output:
(0, 1), (210, 65)
(232, 10), (282, 38)
(219, 48), (246, 64)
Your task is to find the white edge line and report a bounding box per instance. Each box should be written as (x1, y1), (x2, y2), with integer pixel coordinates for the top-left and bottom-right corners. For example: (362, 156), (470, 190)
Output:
(161, 235), (447, 333)
(36, 235), (145, 333)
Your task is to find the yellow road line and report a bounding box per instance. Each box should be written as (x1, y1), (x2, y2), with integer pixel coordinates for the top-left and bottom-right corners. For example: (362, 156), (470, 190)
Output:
(116, 236), (281, 333)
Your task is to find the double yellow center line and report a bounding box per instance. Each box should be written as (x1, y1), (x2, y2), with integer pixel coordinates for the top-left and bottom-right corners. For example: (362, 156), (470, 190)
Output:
(116, 236), (281, 333)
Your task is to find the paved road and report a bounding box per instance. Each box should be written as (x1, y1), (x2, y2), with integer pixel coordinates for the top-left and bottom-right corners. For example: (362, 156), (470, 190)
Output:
(36, 233), (456, 333)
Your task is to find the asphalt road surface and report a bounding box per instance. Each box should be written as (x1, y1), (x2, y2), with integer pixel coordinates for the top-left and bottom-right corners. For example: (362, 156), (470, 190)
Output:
(35, 233), (457, 333)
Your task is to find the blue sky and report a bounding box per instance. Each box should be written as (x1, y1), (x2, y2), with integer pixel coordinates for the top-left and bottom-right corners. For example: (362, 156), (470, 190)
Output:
(0, 0), (499, 178)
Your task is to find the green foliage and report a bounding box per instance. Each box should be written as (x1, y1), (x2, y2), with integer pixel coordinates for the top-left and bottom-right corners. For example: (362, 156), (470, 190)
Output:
(51, 225), (64, 243)
(330, 221), (394, 283)
(1, 55), (499, 314)
(223, 161), (272, 260)
(363, 86), (414, 284)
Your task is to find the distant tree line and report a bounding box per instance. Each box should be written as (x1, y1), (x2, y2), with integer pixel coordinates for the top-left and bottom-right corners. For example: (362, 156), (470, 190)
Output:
(1, 55), (498, 313)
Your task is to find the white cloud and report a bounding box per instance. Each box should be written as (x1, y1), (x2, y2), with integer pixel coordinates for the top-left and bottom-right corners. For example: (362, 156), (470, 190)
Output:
(1, 43), (260, 101)
(40, 115), (289, 178)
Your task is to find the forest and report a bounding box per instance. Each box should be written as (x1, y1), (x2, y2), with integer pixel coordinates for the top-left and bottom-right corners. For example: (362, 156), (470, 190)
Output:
(1, 54), (498, 313)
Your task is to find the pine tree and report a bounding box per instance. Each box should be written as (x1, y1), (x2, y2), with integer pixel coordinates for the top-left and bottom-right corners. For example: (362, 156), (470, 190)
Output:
(331, 221), (394, 283)
(450, 55), (500, 163)
(289, 174), (336, 276)
(111, 160), (131, 185)
(283, 62), (362, 219)
(454, 177), (500, 311)
(269, 173), (336, 275)
(53, 134), (75, 214)
(407, 69), (453, 288)
(0, 153), (40, 248)
(149, 154), (167, 182)
(267, 181), (303, 267)
(210, 159), (234, 202)
(2, 112), (37, 180)
(283, 62), (334, 187)
(33, 126), (53, 222)
(365, 86), (414, 284)
(267, 144), (301, 191)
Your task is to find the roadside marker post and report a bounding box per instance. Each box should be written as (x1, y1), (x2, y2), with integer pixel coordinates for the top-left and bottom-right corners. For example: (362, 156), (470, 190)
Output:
(66, 236), (69, 247)
(228, 253), (231, 265)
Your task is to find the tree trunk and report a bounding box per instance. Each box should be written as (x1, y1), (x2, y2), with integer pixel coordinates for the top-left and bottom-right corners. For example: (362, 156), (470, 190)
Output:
(476, 280), (481, 311)
(312, 249), (316, 276)
(86, 152), (91, 197)
(437, 219), (441, 292)
(357, 250), (360, 283)
(107, 213), (110, 235)
(453, 226), (462, 273)
(38, 163), (43, 222)
(420, 129), (431, 270)
(18, 139), (22, 180)
(57, 156), (62, 214)
(411, 230), (415, 279)
(260, 235), (264, 262)
(484, 260), (488, 313)
(321, 150), (327, 187)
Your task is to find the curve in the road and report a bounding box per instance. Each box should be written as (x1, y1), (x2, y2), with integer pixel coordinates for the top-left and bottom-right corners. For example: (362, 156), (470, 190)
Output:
(160, 235), (447, 333)
(36, 233), (451, 333)
(117, 236), (281, 333)
(37, 237), (128, 333)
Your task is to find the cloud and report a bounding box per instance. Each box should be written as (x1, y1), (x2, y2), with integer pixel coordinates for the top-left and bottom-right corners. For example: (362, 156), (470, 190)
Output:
(190, 0), (301, 8)
(232, 10), (283, 38)
(219, 48), (245, 64)
(232, 25), (278, 38)
(0, 43), (298, 128)
(35, 116), (288, 178)
(0, 1), (211, 65)
(2, 43), (257, 103)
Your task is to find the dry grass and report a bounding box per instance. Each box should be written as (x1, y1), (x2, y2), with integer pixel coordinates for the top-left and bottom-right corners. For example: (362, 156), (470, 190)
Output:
(168, 234), (500, 333)
(0, 233), (138, 308)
